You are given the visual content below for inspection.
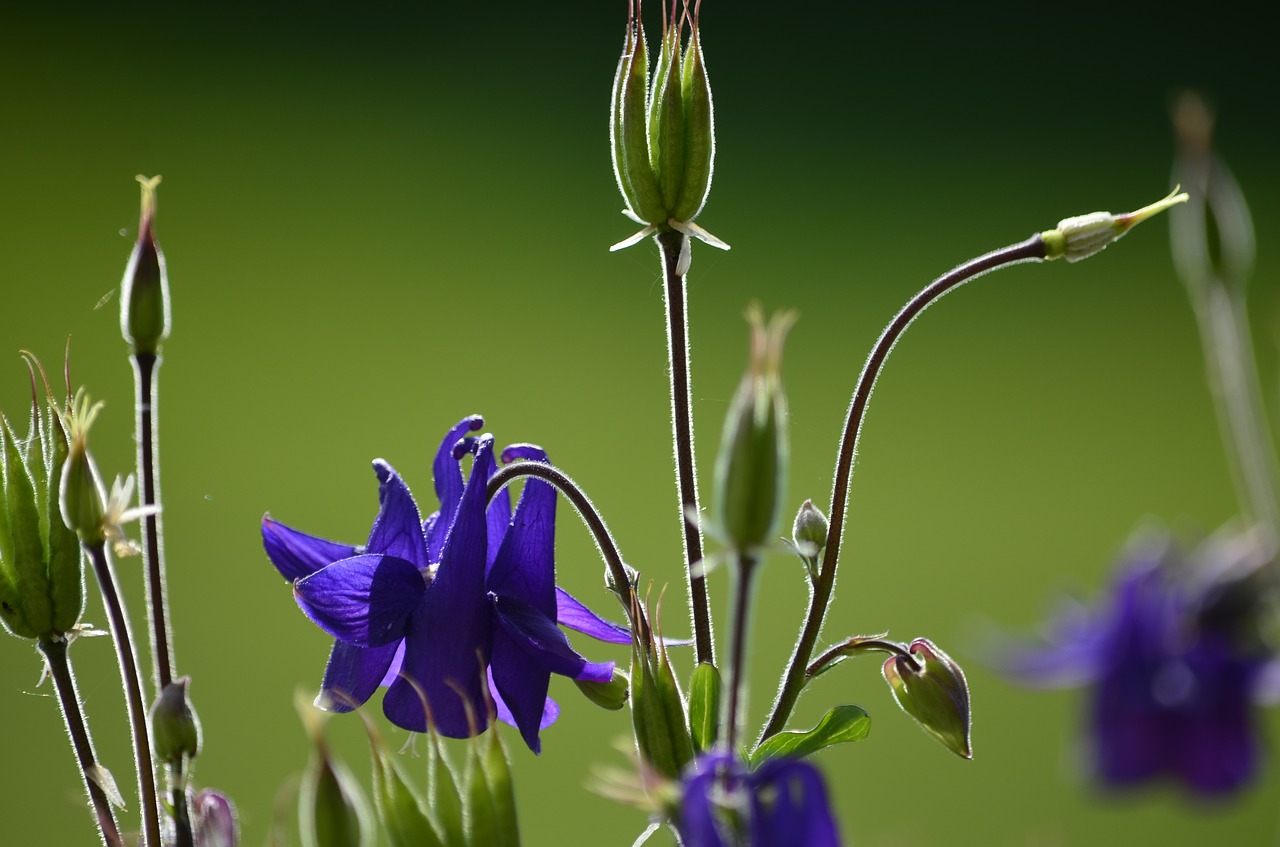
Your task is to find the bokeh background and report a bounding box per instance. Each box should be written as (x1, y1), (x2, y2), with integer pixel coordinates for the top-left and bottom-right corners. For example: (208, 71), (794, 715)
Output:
(4, 2), (1280, 844)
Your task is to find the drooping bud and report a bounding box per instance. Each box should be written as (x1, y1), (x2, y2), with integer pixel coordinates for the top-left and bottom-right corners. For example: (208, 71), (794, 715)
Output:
(121, 175), (171, 355)
(58, 391), (108, 546)
(150, 676), (202, 768)
(609, 0), (726, 252)
(1169, 92), (1255, 296)
(191, 788), (239, 847)
(297, 699), (374, 847)
(881, 637), (972, 759)
(0, 358), (84, 640)
(575, 667), (631, 711)
(789, 499), (829, 581)
(712, 306), (795, 553)
(1041, 188), (1188, 263)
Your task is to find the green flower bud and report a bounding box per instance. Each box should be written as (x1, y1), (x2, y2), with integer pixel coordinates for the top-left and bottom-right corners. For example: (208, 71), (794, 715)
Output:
(609, 0), (726, 253)
(298, 702), (374, 847)
(121, 175), (171, 355)
(789, 499), (828, 581)
(1041, 188), (1188, 263)
(150, 676), (202, 768)
(0, 359), (84, 640)
(575, 667), (630, 711)
(58, 391), (108, 546)
(713, 306), (794, 554)
(881, 637), (972, 760)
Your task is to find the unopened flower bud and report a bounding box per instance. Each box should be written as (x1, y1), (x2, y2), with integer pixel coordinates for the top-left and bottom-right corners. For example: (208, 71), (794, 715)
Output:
(150, 676), (201, 767)
(790, 499), (828, 580)
(1041, 188), (1188, 263)
(610, 0), (726, 252)
(121, 175), (171, 355)
(58, 392), (108, 545)
(575, 668), (630, 711)
(881, 637), (972, 759)
(0, 361), (84, 640)
(713, 306), (794, 554)
(299, 703), (374, 847)
(191, 788), (238, 847)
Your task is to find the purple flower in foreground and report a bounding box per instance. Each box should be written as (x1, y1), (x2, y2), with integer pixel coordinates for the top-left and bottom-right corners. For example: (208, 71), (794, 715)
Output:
(679, 753), (841, 847)
(262, 415), (630, 752)
(1002, 529), (1275, 796)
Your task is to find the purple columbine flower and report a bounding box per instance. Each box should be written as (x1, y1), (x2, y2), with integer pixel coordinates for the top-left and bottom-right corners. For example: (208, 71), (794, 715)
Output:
(1002, 529), (1275, 796)
(679, 753), (841, 847)
(262, 415), (630, 752)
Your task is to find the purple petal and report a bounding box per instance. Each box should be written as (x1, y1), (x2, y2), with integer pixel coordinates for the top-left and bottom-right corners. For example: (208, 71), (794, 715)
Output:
(385, 436), (495, 737)
(487, 449), (556, 617)
(679, 754), (736, 847)
(317, 639), (402, 713)
(488, 667), (559, 731)
(366, 462), (428, 568)
(492, 594), (613, 683)
(490, 624), (553, 754)
(262, 515), (358, 582)
(427, 416), (484, 562)
(294, 554), (425, 647)
(748, 758), (841, 847)
(555, 587), (633, 645)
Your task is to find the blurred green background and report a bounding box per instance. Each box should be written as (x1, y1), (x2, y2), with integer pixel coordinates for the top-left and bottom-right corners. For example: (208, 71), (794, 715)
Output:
(3, 2), (1280, 844)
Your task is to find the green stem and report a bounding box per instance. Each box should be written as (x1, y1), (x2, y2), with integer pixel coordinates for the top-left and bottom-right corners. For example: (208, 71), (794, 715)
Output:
(758, 235), (1047, 742)
(132, 352), (175, 690)
(87, 541), (163, 847)
(37, 637), (124, 847)
(722, 552), (757, 756)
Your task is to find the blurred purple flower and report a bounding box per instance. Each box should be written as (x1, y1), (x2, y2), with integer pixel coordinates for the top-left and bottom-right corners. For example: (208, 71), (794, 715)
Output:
(262, 415), (628, 752)
(1002, 528), (1275, 796)
(680, 753), (841, 847)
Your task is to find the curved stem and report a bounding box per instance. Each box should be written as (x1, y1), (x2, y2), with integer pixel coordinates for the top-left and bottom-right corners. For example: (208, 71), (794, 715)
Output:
(132, 352), (175, 691)
(37, 637), (124, 847)
(486, 460), (648, 643)
(722, 552), (757, 756)
(657, 230), (715, 665)
(759, 235), (1047, 742)
(806, 636), (919, 679)
(87, 541), (163, 847)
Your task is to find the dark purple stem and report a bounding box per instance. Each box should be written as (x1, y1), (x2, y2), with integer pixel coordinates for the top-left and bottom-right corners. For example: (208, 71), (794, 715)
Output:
(759, 235), (1047, 742)
(132, 352), (173, 690)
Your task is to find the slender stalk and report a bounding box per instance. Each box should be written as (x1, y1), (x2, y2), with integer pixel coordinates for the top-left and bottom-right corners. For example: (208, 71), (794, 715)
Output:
(656, 230), (715, 665)
(722, 552), (757, 756)
(37, 637), (124, 847)
(132, 352), (174, 691)
(758, 236), (1047, 743)
(170, 764), (193, 847)
(87, 541), (163, 847)
(806, 636), (920, 679)
(487, 460), (649, 643)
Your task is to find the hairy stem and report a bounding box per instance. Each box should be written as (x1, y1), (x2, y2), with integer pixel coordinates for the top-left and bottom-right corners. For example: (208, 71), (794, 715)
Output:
(722, 552), (757, 756)
(759, 235), (1047, 742)
(657, 230), (715, 665)
(87, 541), (163, 847)
(133, 352), (175, 691)
(487, 460), (649, 644)
(37, 637), (124, 847)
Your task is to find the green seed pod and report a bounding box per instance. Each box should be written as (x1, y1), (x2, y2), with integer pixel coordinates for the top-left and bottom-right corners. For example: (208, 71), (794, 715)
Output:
(672, 14), (714, 222)
(881, 638), (972, 760)
(1, 368), (85, 640)
(120, 175), (171, 356)
(650, 9), (686, 212)
(366, 721), (443, 847)
(713, 307), (795, 554)
(629, 639), (694, 780)
(150, 677), (202, 769)
(612, 5), (665, 226)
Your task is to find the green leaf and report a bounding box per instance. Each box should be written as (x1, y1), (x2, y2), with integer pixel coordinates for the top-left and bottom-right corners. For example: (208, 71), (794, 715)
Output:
(687, 662), (721, 754)
(748, 705), (871, 768)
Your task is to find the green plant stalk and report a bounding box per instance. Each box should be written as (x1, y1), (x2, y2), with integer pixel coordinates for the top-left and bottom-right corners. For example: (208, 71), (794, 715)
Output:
(37, 637), (124, 847)
(657, 229), (715, 666)
(132, 352), (174, 690)
(759, 236), (1047, 742)
(722, 552), (758, 756)
(87, 541), (163, 847)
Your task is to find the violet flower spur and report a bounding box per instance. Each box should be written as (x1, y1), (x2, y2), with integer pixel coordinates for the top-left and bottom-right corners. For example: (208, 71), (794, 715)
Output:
(1001, 529), (1275, 796)
(262, 415), (628, 752)
(679, 753), (841, 847)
